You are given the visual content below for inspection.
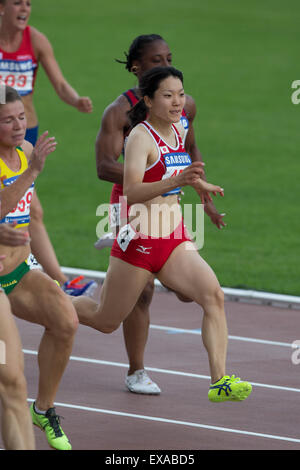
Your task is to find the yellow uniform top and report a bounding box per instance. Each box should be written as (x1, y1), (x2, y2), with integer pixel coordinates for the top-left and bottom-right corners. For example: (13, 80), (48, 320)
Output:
(0, 147), (34, 228)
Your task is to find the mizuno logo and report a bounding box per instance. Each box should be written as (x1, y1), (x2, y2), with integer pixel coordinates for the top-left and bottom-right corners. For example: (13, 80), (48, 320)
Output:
(136, 245), (152, 254)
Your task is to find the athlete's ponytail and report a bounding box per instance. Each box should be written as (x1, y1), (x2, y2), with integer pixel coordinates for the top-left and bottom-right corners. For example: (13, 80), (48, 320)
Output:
(128, 66), (183, 128)
(128, 98), (148, 128)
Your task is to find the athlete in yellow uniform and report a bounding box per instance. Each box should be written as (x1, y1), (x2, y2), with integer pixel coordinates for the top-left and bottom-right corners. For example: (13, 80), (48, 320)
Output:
(0, 146), (40, 292)
(0, 86), (78, 450)
(0, 147), (34, 227)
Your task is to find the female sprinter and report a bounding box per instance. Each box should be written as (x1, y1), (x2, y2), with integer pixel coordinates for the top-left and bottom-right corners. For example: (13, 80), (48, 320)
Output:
(75, 67), (252, 403)
(95, 34), (226, 395)
(0, 0), (95, 295)
(0, 86), (78, 450)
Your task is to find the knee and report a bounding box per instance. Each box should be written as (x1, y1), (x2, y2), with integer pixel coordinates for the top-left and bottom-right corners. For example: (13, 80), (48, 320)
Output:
(0, 368), (27, 404)
(60, 313), (79, 340)
(58, 304), (79, 340)
(136, 280), (154, 309)
(201, 286), (225, 312)
(214, 286), (225, 307)
(47, 290), (79, 340)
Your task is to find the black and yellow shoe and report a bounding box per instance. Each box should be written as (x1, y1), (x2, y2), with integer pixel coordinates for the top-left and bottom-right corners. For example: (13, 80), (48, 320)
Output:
(208, 375), (252, 403)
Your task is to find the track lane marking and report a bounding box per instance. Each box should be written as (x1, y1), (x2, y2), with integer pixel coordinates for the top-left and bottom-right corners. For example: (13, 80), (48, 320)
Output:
(23, 349), (300, 394)
(150, 324), (294, 348)
(26, 398), (300, 444)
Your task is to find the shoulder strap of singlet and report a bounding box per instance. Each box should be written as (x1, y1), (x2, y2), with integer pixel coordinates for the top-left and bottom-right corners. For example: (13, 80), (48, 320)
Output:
(25, 26), (38, 63)
(23, 25), (31, 44)
(0, 147), (28, 181)
(122, 88), (139, 107)
(16, 147), (28, 170)
(140, 121), (162, 145)
(141, 121), (185, 150)
(171, 124), (184, 147)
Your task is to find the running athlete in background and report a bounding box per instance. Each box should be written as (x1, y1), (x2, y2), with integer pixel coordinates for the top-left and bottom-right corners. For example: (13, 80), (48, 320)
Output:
(0, 0), (95, 296)
(73, 66), (252, 403)
(94, 34), (226, 395)
(0, 86), (78, 450)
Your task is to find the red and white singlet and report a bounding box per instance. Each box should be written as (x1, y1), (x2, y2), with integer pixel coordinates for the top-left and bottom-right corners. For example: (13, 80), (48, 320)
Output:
(140, 120), (192, 196)
(0, 26), (38, 96)
(110, 120), (192, 272)
(109, 89), (190, 227)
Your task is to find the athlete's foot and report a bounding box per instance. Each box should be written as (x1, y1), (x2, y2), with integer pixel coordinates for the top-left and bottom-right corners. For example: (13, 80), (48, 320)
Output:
(94, 233), (114, 250)
(30, 402), (72, 450)
(125, 369), (161, 395)
(208, 375), (252, 403)
(62, 276), (97, 297)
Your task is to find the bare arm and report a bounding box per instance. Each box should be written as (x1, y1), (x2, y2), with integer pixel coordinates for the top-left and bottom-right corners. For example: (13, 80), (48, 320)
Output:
(31, 28), (92, 113)
(123, 127), (206, 206)
(0, 133), (56, 219)
(95, 96), (130, 184)
(184, 95), (204, 164)
(0, 222), (30, 246)
(185, 95), (226, 229)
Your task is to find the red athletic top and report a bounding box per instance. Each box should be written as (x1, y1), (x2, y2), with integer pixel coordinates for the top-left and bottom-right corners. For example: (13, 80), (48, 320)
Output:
(110, 89), (190, 202)
(122, 88), (139, 109)
(140, 120), (192, 196)
(0, 26), (38, 96)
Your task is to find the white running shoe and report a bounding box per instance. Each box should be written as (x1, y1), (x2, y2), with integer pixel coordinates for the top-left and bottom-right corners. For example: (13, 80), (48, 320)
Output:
(125, 369), (161, 395)
(94, 232), (114, 250)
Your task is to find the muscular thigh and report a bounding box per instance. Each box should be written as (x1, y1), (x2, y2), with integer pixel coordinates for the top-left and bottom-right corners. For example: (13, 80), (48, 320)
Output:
(157, 242), (221, 304)
(99, 256), (153, 327)
(8, 269), (76, 329)
(0, 292), (24, 383)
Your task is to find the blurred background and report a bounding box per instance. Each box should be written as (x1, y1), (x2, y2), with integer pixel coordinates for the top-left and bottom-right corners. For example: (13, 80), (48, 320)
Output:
(32, 0), (300, 295)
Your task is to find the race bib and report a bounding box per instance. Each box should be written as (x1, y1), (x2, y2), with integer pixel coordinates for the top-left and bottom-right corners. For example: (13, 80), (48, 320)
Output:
(109, 203), (121, 228)
(25, 253), (41, 270)
(0, 175), (34, 227)
(117, 224), (136, 252)
(0, 59), (37, 96)
(162, 152), (192, 196)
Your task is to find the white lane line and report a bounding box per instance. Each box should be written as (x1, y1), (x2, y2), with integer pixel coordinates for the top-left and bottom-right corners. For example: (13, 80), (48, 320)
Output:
(23, 349), (300, 394)
(150, 324), (294, 348)
(26, 398), (300, 444)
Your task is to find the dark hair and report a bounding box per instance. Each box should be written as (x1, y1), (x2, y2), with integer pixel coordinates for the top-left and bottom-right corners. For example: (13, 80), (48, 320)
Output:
(116, 34), (164, 72)
(128, 66), (183, 128)
(0, 85), (22, 105)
